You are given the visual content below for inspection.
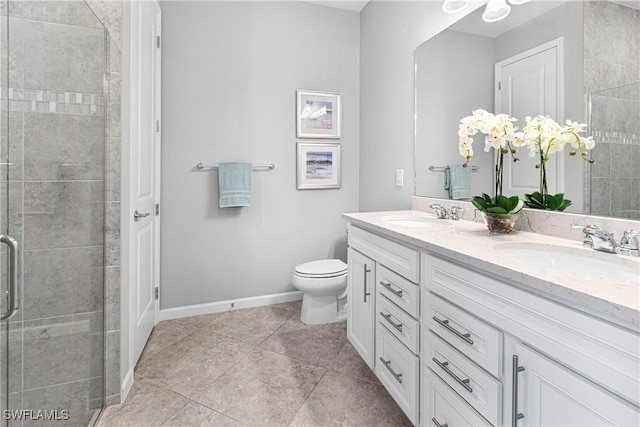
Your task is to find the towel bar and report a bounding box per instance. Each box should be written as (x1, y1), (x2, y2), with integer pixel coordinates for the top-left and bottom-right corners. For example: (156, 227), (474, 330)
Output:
(197, 162), (276, 171)
(428, 165), (479, 172)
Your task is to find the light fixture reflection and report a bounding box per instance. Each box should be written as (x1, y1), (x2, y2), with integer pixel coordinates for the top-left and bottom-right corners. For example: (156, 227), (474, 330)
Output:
(508, 0), (531, 4)
(482, 0), (511, 22)
(442, 0), (470, 14)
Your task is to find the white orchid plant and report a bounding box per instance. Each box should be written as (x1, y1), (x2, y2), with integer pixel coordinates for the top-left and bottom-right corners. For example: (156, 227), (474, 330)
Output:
(458, 110), (596, 212)
(520, 115), (595, 211)
(458, 109), (524, 215)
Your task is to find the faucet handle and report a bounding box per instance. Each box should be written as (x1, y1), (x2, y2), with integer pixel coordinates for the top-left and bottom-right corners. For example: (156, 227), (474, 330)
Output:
(450, 206), (464, 220)
(571, 223), (598, 233)
(620, 230), (640, 250)
(430, 204), (447, 219)
(572, 224), (599, 244)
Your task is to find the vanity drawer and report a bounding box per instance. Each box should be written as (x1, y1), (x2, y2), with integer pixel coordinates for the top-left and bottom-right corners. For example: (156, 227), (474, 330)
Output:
(376, 325), (419, 425)
(424, 292), (503, 377)
(377, 264), (419, 318)
(377, 292), (420, 354)
(348, 225), (419, 282)
(425, 330), (502, 426)
(422, 367), (491, 427)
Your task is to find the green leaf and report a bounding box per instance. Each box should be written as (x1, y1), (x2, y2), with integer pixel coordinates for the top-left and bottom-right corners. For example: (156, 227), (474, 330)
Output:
(472, 198), (489, 211)
(487, 206), (509, 214)
(557, 199), (572, 211)
(508, 196), (520, 209)
(509, 199), (524, 213)
(524, 192), (546, 209)
(496, 195), (511, 211)
(547, 194), (561, 210)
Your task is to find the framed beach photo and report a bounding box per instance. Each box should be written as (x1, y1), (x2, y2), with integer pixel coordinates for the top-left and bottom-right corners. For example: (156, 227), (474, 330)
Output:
(296, 90), (341, 139)
(296, 142), (341, 189)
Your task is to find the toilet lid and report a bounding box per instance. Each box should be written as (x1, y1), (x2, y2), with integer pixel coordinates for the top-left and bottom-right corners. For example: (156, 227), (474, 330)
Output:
(295, 259), (347, 278)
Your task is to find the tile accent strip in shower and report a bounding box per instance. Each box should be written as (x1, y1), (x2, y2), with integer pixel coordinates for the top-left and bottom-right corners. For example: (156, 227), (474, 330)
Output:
(0, 87), (105, 115)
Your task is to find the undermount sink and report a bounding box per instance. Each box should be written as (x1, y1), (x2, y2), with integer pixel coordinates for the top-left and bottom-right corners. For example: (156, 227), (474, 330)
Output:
(493, 242), (640, 283)
(384, 217), (447, 230)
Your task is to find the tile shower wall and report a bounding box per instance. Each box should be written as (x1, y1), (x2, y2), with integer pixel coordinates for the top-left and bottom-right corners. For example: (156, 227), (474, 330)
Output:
(0, 1), (106, 425)
(84, 0), (123, 408)
(584, 0), (640, 219)
(0, 0), (124, 418)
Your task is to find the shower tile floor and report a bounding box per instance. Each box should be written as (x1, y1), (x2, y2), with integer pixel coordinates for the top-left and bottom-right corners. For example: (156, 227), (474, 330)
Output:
(98, 301), (412, 427)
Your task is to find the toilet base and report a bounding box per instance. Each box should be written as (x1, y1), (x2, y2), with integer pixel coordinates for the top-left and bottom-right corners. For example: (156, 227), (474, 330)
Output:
(300, 294), (346, 325)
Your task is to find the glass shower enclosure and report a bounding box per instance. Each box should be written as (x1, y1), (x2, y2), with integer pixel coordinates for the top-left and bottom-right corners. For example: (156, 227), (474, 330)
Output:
(1, 1), (107, 426)
(587, 81), (640, 220)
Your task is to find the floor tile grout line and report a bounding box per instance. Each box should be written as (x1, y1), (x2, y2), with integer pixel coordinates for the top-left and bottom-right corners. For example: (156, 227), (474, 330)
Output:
(285, 368), (329, 427)
(156, 384), (250, 427)
(134, 305), (384, 424)
(157, 398), (191, 426)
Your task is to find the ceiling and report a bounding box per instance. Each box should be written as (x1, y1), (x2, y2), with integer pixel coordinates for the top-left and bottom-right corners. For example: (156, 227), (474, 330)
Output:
(303, 0), (370, 12)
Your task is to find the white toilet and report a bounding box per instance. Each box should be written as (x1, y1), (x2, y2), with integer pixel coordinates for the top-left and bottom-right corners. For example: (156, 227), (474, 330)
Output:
(292, 259), (348, 325)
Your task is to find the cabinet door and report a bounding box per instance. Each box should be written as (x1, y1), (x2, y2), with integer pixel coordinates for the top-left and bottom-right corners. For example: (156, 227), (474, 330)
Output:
(514, 344), (640, 427)
(347, 247), (376, 369)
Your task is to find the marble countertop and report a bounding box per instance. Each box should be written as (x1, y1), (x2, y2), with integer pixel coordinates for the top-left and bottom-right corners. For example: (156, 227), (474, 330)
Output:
(343, 210), (640, 330)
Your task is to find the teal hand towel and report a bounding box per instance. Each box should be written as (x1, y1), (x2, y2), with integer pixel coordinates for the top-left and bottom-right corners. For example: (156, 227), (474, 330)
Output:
(218, 162), (252, 208)
(444, 164), (472, 201)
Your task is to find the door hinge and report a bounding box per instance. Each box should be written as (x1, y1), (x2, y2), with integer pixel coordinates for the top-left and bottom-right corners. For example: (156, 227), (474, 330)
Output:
(154, 286), (159, 300)
(155, 203), (160, 216)
(156, 36), (161, 48)
(498, 81), (502, 90)
(155, 119), (160, 133)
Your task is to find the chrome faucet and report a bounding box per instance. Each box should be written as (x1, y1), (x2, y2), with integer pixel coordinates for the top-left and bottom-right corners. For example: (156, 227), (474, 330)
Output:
(578, 225), (619, 254)
(619, 230), (640, 257)
(430, 204), (463, 221)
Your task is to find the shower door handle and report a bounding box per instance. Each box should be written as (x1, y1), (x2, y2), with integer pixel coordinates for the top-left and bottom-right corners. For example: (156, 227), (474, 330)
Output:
(0, 235), (19, 321)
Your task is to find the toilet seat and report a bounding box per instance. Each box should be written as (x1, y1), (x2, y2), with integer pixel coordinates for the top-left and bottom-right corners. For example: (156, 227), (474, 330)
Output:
(294, 259), (347, 278)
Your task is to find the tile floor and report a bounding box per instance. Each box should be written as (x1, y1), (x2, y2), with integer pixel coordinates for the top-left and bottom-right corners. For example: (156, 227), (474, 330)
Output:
(98, 301), (411, 427)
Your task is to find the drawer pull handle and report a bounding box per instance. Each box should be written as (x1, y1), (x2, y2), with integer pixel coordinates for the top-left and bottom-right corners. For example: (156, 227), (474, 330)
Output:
(432, 357), (473, 393)
(380, 281), (403, 298)
(432, 418), (448, 427)
(379, 311), (403, 332)
(379, 357), (403, 383)
(432, 316), (474, 345)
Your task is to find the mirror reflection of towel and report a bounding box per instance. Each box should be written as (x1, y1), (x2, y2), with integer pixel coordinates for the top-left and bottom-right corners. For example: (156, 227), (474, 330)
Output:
(444, 165), (472, 200)
(218, 162), (252, 208)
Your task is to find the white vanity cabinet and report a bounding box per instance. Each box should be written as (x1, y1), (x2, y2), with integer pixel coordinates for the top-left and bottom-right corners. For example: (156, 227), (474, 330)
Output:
(347, 224), (421, 424)
(513, 343), (638, 426)
(347, 246), (376, 368)
(421, 254), (640, 427)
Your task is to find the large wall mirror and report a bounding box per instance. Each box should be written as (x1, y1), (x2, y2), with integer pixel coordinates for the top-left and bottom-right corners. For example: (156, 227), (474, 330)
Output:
(415, 0), (639, 220)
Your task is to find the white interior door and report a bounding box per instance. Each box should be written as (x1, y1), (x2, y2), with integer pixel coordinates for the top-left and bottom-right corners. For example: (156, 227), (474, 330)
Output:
(495, 38), (563, 197)
(130, 0), (161, 365)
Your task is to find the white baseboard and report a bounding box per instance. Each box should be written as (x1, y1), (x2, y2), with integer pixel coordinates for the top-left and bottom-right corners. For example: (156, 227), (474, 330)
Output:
(158, 290), (303, 322)
(121, 368), (134, 403)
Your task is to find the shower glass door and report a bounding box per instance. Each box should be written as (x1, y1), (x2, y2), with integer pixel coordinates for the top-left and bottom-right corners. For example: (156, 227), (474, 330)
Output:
(1, 0), (9, 423)
(1, 1), (107, 425)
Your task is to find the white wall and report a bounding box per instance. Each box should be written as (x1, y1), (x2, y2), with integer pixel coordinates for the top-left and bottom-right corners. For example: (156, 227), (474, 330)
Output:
(415, 30), (495, 198)
(359, 1), (479, 211)
(159, 1), (359, 309)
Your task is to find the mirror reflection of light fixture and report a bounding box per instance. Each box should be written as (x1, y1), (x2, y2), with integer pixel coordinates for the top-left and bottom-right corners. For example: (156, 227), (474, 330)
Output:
(482, 0), (511, 22)
(441, 0), (470, 14)
(442, 0), (531, 22)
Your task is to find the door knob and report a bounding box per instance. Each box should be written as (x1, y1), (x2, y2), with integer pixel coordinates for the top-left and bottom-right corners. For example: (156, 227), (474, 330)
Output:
(134, 210), (150, 221)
